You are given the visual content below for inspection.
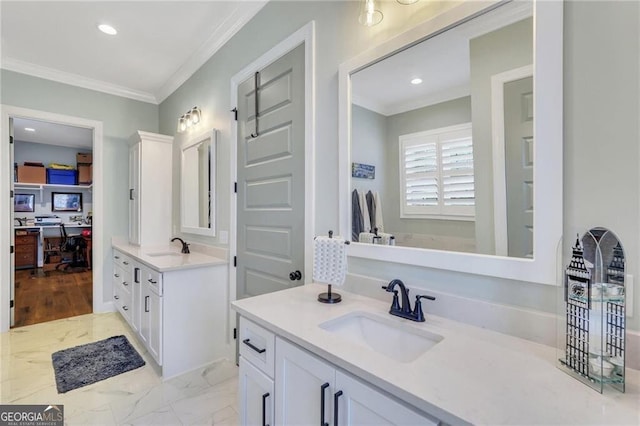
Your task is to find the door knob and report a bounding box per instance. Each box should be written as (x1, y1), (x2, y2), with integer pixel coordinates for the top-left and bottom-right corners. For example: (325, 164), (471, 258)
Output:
(289, 270), (302, 281)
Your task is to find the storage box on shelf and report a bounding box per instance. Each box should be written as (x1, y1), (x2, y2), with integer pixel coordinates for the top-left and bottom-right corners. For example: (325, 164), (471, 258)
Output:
(17, 165), (46, 184)
(76, 153), (92, 164)
(77, 152), (93, 185)
(47, 169), (77, 185)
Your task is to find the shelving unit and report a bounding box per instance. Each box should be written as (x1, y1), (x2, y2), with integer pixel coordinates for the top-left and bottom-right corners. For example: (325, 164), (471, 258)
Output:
(13, 183), (92, 204)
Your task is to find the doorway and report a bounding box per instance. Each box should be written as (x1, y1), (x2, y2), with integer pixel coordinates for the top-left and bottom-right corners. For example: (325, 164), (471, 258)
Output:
(1, 105), (104, 332)
(228, 22), (315, 346)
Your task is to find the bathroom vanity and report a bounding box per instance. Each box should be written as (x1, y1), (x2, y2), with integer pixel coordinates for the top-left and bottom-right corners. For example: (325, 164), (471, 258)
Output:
(112, 239), (228, 379)
(232, 284), (640, 425)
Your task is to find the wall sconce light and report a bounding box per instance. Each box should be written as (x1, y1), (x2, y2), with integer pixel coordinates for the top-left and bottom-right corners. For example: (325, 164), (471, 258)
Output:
(177, 106), (202, 133)
(359, 0), (383, 27)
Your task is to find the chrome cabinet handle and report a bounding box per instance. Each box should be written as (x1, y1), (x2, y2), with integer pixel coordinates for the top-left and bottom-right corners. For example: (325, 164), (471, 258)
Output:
(145, 296), (149, 313)
(123, 261), (129, 265)
(123, 281), (128, 286)
(114, 273), (119, 278)
(148, 278), (157, 284)
(123, 306), (128, 311)
(114, 295), (119, 300)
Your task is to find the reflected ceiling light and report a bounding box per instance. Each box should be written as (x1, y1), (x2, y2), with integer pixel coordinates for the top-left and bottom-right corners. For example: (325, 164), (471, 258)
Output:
(359, 0), (383, 27)
(24, 127), (36, 132)
(177, 106), (202, 133)
(411, 78), (423, 85)
(397, 0), (419, 4)
(98, 24), (117, 35)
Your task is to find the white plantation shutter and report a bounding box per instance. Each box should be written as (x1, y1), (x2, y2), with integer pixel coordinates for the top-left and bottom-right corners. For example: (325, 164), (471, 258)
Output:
(400, 124), (475, 219)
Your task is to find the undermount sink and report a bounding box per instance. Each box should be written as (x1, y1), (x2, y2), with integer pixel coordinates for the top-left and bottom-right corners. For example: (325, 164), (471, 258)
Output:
(146, 251), (183, 257)
(320, 311), (443, 363)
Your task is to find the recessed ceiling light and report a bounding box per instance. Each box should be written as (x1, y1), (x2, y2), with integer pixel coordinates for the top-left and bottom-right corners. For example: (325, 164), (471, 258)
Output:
(98, 24), (117, 35)
(411, 78), (423, 85)
(24, 128), (36, 132)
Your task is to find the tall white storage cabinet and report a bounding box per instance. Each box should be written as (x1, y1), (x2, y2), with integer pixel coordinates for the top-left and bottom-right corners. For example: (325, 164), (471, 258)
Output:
(129, 131), (173, 246)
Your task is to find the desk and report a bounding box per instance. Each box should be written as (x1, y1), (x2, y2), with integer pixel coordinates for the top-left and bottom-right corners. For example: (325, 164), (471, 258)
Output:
(14, 230), (39, 270)
(14, 224), (92, 268)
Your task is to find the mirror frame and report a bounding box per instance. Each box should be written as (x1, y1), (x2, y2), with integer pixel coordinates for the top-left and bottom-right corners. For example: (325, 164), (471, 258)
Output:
(180, 128), (216, 237)
(338, 0), (563, 285)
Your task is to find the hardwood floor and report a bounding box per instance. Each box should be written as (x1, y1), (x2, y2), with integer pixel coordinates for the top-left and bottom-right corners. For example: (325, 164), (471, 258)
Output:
(13, 268), (92, 328)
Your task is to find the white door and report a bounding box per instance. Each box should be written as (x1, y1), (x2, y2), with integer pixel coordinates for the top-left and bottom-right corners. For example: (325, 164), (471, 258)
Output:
(504, 76), (534, 258)
(239, 357), (274, 426)
(236, 44), (306, 300)
(275, 338), (335, 426)
(128, 142), (140, 245)
(334, 371), (438, 426)
(9, 117), (15, 326)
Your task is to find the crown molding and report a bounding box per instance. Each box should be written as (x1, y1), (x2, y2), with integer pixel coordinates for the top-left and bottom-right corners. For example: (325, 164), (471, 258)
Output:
(155, 0), (269, 103)
(1, 57), (158, 104)
(353, 84), (470, 117)
(2, 0), (268, 106)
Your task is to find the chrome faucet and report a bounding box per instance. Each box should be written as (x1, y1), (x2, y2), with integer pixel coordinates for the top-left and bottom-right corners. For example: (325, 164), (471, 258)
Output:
(382, 279), (436, 322)
(171, 237), (190, 254)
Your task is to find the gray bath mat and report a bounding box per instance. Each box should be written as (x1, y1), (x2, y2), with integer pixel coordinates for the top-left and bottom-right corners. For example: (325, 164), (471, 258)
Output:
(52, 335), (145, 393)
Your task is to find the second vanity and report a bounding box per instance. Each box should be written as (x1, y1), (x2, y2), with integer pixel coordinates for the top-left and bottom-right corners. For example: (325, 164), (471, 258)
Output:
(112, 239), (228, 379)
(232, 284), (640, 425)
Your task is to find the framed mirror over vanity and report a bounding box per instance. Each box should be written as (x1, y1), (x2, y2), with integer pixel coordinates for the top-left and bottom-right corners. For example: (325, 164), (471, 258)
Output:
(181, 129), (216, 236)
(339, 0), (563, 285)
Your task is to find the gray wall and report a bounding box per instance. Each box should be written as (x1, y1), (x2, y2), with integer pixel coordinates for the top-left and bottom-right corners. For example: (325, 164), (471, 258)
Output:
(351, 104), (386, 234)
(469, 17), (533, 255)
(385, 96), (474, 239)
(2, 69), (159, 303)
(158, 0), (638, 332)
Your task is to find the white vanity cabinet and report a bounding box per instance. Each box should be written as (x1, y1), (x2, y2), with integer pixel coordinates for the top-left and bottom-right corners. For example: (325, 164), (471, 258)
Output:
(128, 131), (173, 246)
(235, 317), (438, 426)
(112, 245), (228, 379)
(238, 317), (275, 426)
(274, 337), (438, 426)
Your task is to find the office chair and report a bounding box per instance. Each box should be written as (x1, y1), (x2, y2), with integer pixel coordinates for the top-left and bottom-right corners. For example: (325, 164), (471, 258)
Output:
(55, 224), (87, 271)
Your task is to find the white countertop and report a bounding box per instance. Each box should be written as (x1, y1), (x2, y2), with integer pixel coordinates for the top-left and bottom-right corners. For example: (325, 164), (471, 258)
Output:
(232, 284), (640, 425)
(112, 239), (227, 272)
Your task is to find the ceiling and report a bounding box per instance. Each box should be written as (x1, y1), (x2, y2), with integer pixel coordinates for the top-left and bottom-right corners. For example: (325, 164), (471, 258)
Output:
(1, 1), (267, 104)
(13, 118), (93, 149)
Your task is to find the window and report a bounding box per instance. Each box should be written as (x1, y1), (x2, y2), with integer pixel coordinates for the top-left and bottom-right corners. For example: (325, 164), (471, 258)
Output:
(399, 123), (474, 219)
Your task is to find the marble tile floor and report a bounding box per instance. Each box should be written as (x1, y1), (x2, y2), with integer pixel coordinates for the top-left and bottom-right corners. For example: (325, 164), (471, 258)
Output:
(0, 312), (239, 425)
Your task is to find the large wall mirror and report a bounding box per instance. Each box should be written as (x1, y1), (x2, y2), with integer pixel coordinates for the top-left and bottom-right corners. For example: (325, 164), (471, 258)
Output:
(339, 0), (563, 285)
(181, 129), (216, 236)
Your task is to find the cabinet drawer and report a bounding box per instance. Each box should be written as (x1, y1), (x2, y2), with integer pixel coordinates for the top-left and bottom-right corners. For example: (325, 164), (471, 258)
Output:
(239, 317), (275, 378)
(112, 265), (131, 296)
(113, 250), (132, 272)
(15, 235), (37, 245)
(15, 253), (35, 266)
(15, 244), (35, 254)
(144, 268), (163, 296)
(114, 285), (132, 323)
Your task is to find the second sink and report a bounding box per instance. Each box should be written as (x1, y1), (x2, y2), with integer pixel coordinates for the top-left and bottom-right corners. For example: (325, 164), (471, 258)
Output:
(319, 311), (443, 363)
(146, 251), (183, 257)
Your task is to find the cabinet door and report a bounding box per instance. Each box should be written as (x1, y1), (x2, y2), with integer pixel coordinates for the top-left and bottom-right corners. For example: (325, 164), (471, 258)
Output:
(147, 288), (162, 365)
(128, 142), (141, 245)
(334, 371), (438, 426)
(275, 338), (334, 426)
(131, 265), (142, 333)
(239, 357), (274, 426)
(140, 281), (150, 347)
